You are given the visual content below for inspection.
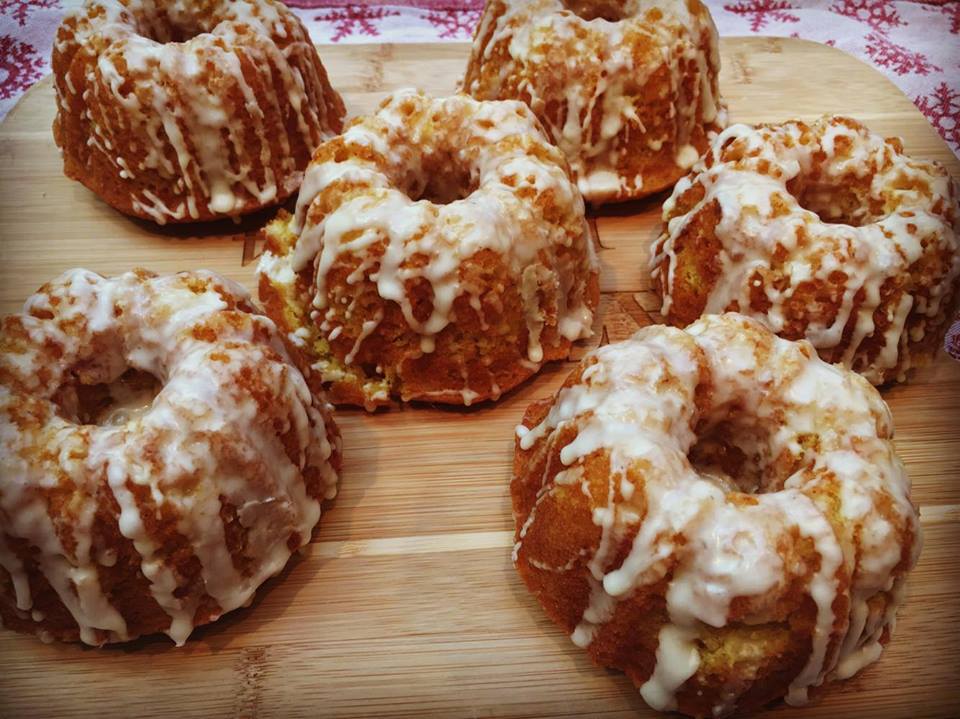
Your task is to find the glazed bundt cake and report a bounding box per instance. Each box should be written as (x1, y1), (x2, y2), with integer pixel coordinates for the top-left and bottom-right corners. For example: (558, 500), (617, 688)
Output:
(513, 313), (920, 717)
(0, 269), (341, 645)
(258, 89), (599, 409)
(652, 116), (960, 384)
(53, 0), (346, 224)
(464, 0), (726, 203)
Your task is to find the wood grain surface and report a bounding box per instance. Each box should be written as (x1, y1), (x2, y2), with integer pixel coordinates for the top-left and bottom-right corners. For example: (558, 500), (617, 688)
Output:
(0, 38), (958, 719)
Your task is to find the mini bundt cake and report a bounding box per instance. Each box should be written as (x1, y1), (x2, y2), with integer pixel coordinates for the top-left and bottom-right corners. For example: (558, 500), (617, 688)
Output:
(513, 313), (920, 717)
(53, 0), (346, 224)
(258, 89), (599, 409)
(652, 116), (960, 384)
(0, 269), (342, 646)
(463, 0), (726, 203)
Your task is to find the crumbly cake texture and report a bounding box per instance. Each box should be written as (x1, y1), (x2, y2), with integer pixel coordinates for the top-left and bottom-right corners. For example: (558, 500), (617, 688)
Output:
(0, 269), (342, 646)
(463, 0), (726, 204)
(652, 115), (960, 385)
(513, 313), (920, 718)
(53, 0), (346, 224)
(258, 89), (600, 410)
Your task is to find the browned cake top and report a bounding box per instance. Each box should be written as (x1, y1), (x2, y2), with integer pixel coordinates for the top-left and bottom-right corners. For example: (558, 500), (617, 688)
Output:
(464, 0), (726, 202)
(653, 115), (960, 383)
(0, 269), (340, 645)
(514, 313), (919, 715)
(53, 0), (345, 223)
(258, 89), (599, 407)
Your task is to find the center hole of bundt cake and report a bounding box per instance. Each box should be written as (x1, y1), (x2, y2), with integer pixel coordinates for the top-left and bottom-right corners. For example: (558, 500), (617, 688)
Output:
(134, 8), (215, 43)
(562, 0), (629, 21)
(406, 158), (478, 205)
(54, 368), (162, 427)
(688, 413), (785, 495)
(790, 178), (873, 228)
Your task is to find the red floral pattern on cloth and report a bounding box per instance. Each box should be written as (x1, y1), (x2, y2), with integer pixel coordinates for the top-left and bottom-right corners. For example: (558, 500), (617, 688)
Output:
(917, 82), (960, 151)
(301, 0), (483, 43)
(0, 0), (58, 27)
(1, 0), (958, 359)
(425, 8), (483, 39)
(0, 0), (62, 107)
(723, 1), (801, 31)
(831, 0), (905, 31)
(923, 1), (960, 35)
(0, 34), (43, 99)
(865, 29), (943, 74)
(947, 313), (960, 361)
(312, 5), (402, 42)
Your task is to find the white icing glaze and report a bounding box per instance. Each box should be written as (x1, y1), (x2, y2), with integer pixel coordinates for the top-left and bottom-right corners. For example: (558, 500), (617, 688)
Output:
(54, 0), (344, 223)
(639, 624), (701, 711)
(0, 269), (340, 645)
(514, 313), (920, 715)
(653, 116), (960, 384)
(258, 89), (598, 406)
(464, 0), (727, 202)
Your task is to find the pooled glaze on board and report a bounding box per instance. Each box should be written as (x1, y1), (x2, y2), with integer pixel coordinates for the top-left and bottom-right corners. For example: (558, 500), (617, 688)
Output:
(513, 313), (920, 716)
(0, 269), (340, 645)
(652, 115), (960, 384)
(53, 0), (345, 223)
(464, 0), (726, 203)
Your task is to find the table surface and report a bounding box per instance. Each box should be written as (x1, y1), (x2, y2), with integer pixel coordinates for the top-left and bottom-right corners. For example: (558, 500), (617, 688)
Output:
(0, 37), (958, 719)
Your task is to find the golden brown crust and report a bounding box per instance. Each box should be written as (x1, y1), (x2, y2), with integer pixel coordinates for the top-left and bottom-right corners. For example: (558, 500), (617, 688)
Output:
(464, 0), (726, 203)
(257, 91), (600, 409)
(52, 0), (345, 224)
(0, 269), (341, 645)
(653, 116), (960, 385)
(511, 314), (920, 716)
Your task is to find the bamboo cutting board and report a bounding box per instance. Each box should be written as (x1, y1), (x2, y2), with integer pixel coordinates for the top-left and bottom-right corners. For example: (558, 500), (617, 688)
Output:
(0, 38), (959, 718)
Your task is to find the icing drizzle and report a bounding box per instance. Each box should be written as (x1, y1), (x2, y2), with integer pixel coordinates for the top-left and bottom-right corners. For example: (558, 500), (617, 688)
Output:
(53, 0), (345, 223)
(258, 89), (598, 407)
(0, 269), (340, 645)
(652, 115), (960, 384)
(514, 313), (920, 715)
(464, 0), (727, 202)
